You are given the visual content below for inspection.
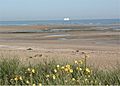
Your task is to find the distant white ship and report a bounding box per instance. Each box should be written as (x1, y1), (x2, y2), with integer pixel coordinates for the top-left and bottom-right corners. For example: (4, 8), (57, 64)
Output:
(64, 18), (70, 21)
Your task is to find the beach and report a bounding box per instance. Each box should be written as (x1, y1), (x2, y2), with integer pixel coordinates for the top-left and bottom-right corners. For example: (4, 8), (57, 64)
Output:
(1, 0), (120, 84)
(0, 25), (120, 69)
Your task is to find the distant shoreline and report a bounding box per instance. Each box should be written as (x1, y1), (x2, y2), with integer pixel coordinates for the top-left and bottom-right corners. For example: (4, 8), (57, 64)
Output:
(0, 24), (119, 34)
(0, 19), (119, 26)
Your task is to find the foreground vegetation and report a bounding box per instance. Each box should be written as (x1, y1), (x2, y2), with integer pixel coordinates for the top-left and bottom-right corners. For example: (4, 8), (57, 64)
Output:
(0, 53), (120, 85)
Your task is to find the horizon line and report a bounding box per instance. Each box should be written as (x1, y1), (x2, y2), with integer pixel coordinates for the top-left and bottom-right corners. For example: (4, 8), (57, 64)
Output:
(0, 18), (119, 22)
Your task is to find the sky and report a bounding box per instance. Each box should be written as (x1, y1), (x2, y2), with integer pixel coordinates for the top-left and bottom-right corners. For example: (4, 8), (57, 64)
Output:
(0, 0), (120, 21)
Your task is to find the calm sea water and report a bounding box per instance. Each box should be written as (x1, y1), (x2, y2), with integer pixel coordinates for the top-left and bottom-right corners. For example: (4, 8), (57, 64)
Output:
(0, 19), (119, 26)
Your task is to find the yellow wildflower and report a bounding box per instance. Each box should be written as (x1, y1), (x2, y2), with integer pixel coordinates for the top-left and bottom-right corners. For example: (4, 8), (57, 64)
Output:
(66, 64), (70, 69)
(19, 76), (22, 80)
(39, 83), (42, 86)
(88, 75), (90, 77)
(64, 68), (69, 72)
(54, 69), (57, 73)
(74, 60), (78, 64)
(86, 68), (90, 73)
(72, 78), (75, 81)
(32, 69), (35, 73)
(57, 65), (60, 68)
(32, 84), (36, 86)
(14, 77), (18, 81)
(69, 69), (73, 73)
(80, 68), (82, 71)
(27, 68), (31, 71)
(10, 79), (13, 81)
(76, 67), (79, 70)
(46, 75), (50, 78)
(99, 83), (102, 85)
(61, 66), (64, 69)
(26, 80), (30, 84)
(85, 78), (88, 81)
(76, 67), (82, 71)
(52, 75), (56, 80)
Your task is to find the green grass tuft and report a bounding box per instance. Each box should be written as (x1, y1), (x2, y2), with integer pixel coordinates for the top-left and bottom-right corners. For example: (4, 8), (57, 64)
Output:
(0, 56), (119, 85)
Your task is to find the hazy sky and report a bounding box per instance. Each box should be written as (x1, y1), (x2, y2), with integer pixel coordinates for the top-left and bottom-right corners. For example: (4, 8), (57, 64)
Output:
(0, 0), (120, 21)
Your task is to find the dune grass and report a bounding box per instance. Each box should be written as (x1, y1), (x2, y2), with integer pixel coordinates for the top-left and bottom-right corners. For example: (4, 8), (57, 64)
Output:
(0, 53), (120, 85)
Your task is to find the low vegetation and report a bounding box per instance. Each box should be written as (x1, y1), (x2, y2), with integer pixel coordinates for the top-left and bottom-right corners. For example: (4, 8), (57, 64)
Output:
(0, 53), (119, 85)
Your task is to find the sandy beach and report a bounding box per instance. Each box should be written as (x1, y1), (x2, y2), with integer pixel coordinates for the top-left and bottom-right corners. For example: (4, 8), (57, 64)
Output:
(0, 25), (120, 69)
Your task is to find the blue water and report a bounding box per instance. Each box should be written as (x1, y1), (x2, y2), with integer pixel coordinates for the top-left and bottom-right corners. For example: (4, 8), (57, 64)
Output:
(0, 19), (119, 26)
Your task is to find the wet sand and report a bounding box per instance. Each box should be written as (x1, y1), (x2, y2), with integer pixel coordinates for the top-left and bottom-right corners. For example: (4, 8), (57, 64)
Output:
(0, 25), (120, 69)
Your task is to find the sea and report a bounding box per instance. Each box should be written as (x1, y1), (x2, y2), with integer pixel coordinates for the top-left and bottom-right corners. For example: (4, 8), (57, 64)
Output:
(0, 19), (119, 26)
